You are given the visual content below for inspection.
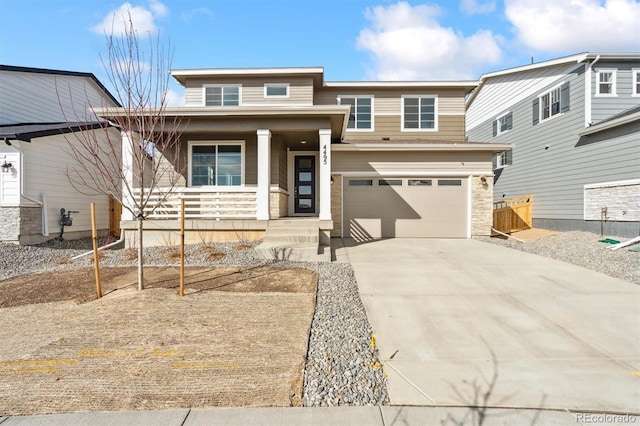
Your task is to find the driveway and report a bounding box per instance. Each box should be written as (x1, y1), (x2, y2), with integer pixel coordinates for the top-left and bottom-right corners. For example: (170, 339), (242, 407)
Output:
(340, 238), (640, 413)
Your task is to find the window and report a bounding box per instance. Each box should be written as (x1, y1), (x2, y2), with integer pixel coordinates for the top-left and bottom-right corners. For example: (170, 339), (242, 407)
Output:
(633, 69), (640, 96)
(349, 179), (373, 186)
(204, 85), (240, 106)
(596, 70), (616, 96)
(492, 150), (512, 170)
(402, 96), (437, 131)
(379, 179), (402, 186)
(189, 142), (243, 186)
(408, 179), (432, 186)
(438, 179), (462, 186)
(533, 82), (570, 125)
(339, 96), (373, 130)
(264, 83), (289, 98)
(493, 112), (513, 136)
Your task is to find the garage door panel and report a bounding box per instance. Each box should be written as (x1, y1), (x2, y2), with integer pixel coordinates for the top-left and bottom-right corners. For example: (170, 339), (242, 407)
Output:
(344, 177), (468, 239)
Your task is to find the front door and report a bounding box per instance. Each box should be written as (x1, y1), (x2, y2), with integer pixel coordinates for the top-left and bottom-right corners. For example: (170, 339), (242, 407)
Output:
(294, 156), (315, 214)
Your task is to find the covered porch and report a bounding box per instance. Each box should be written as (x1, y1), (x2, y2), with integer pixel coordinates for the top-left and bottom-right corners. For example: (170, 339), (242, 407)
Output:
(118, 106), (348, 246)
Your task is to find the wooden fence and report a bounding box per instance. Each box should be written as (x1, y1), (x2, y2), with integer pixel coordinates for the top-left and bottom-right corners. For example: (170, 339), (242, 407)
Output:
(109, 196), (122, 238)
(493, 194), (533, 234)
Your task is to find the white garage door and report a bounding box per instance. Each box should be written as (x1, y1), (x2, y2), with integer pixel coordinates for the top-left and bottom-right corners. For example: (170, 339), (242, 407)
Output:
(343, 177), (468, 239)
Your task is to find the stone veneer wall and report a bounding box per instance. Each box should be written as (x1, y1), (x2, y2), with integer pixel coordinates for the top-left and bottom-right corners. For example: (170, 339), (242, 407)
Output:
(471, 175), (493, 236)
(270, 189), (289, 218)
(330, 174), (342, 237)
(584, 181), (640, 222)
(0, 206), (42, 244)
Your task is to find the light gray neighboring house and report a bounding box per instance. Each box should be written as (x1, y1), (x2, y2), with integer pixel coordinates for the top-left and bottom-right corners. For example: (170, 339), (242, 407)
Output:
(466, 53), (640, 237)
(0, 65), (121, 244)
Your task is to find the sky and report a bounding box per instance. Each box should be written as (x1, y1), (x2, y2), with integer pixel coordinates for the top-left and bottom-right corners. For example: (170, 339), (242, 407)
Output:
(1, 0), (639, 105)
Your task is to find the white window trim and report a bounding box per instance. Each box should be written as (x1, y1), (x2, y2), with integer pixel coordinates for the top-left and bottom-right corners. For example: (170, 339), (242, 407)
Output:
(264, 83), (290, 98)
(538, 82), (564, 124)
(401, 95), (438, 132)
(496, 111), (511, 136)
(187, 140), (245, 187)
(492, 151), (510, 170)
(595, 69), (617, 97)
(632, 68), (640, 97)
(202, 84), (242, 106)
(338, 95), (375, 132)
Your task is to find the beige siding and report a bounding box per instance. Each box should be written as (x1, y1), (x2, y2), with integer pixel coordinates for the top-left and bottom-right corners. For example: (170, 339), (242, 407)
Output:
(342, 115), (465, 142)
(316, 87), (466, 141)
(332, 151), (491, 174)
(184, 76), (314, 106)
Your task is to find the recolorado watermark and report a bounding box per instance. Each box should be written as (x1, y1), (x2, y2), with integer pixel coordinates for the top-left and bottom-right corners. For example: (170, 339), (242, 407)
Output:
(575, 413), (637, 424)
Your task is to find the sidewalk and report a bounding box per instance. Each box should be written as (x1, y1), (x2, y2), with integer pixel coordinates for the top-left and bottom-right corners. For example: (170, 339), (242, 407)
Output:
(3, 406), (630, 425)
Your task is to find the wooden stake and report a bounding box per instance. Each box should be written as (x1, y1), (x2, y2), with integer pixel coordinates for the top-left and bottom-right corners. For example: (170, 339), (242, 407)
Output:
(179, 198), (185, 297)
(91, 203), (102, 298)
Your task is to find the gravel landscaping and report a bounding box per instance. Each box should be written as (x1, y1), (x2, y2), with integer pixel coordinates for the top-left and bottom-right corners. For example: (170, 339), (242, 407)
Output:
(477, 231), (640, 285)
(0, 237), (390, 408)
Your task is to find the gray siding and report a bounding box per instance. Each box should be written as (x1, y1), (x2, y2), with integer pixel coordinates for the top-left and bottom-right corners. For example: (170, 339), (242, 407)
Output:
(591, 61), (640, 123)
(468, 66), (640, 223)
(0, 70), (112, 125)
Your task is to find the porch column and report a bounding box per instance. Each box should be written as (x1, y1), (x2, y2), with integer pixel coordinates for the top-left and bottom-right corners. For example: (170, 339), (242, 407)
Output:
(256, 129), (271, 220)
(121, 131), (134, 221)
(319, 129), (332, 221)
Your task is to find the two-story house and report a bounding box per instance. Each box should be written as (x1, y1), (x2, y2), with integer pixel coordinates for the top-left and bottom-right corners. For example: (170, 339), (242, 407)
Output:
(0, 65), (121, 244)
(466, 53), (640, 237)
(97, 67), (508, 255)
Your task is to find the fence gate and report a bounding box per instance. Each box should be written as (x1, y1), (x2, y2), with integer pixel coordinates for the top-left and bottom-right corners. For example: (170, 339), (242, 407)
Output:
(109, 196), (122, 237)
(493, 194), (533, 234)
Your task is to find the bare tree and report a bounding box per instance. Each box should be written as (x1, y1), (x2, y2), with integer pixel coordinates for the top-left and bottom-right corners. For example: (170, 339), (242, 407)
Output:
(60, 13), (184, 291)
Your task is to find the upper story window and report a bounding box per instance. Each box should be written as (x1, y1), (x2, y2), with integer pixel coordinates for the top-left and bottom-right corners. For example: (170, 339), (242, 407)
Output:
(633, 69), (640, 96)
(204, 85), (240, 106)
(264, 83), (289, 98)
(493, 112), (513, 136)
(533, 82), (570, 125)
(596, 70), (616, 96)
(402, 95), (437, 131)
(339, 96), (373, 130)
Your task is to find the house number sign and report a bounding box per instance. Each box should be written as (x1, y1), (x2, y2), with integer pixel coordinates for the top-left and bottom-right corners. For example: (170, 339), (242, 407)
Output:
(322, 144), (328, 165)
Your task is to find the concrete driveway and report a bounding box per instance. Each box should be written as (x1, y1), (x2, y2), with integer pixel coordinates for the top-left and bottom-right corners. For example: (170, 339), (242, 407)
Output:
(339, 238), (640, 413)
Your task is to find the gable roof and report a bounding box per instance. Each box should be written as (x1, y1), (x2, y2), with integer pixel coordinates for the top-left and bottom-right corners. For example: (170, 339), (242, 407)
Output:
(0, 64), (121, 107)
(466, 52), (640, 109)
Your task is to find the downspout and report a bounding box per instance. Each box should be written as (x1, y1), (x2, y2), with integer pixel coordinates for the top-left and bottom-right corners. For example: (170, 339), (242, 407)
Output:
(584, 54), (601, 127)
(12, 141), (48, 236)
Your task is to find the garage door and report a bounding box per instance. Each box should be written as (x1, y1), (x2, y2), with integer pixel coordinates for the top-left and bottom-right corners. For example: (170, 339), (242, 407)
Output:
(343, 177), (468, 239)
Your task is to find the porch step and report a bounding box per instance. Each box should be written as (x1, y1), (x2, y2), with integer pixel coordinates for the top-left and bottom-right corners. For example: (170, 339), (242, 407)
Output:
(254, 219), (329, 262)
(254, 242), (330, 262)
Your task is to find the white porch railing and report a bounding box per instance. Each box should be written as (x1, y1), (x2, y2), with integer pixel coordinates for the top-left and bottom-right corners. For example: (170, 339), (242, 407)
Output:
(132, 187), (257, 220)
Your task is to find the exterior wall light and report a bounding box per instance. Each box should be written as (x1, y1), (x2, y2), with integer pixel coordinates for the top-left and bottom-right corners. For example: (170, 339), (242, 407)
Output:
(1, 158), (12, 173)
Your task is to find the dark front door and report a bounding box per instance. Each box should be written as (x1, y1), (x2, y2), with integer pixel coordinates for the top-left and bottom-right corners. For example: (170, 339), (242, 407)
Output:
(294, 156), (315, 214)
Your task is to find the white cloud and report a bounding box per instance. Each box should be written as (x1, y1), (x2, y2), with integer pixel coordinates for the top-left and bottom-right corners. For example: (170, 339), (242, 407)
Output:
(91, 1), (169, 36)
(505, 0), (640, 52)
(164, 89), (185, 107)
(180, 7), (214, 22)
(460, 0), (496, 14)
(356, 2), (503, 80)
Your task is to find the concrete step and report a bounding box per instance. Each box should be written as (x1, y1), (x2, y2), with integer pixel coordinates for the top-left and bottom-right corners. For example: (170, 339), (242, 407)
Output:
(268, 219), (320, 228)
(263, 227), (319, 244)
(254, 242), (329, 262)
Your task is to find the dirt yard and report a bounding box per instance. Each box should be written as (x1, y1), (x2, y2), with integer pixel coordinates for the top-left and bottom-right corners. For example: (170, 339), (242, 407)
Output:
(0, 266), (317, 415)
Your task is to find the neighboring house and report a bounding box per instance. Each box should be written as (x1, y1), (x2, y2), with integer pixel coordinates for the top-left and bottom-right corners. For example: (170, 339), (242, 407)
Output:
(95, 67), (508, 251)
(467, 53), (640, 237)
(0, 65), (121, 244)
